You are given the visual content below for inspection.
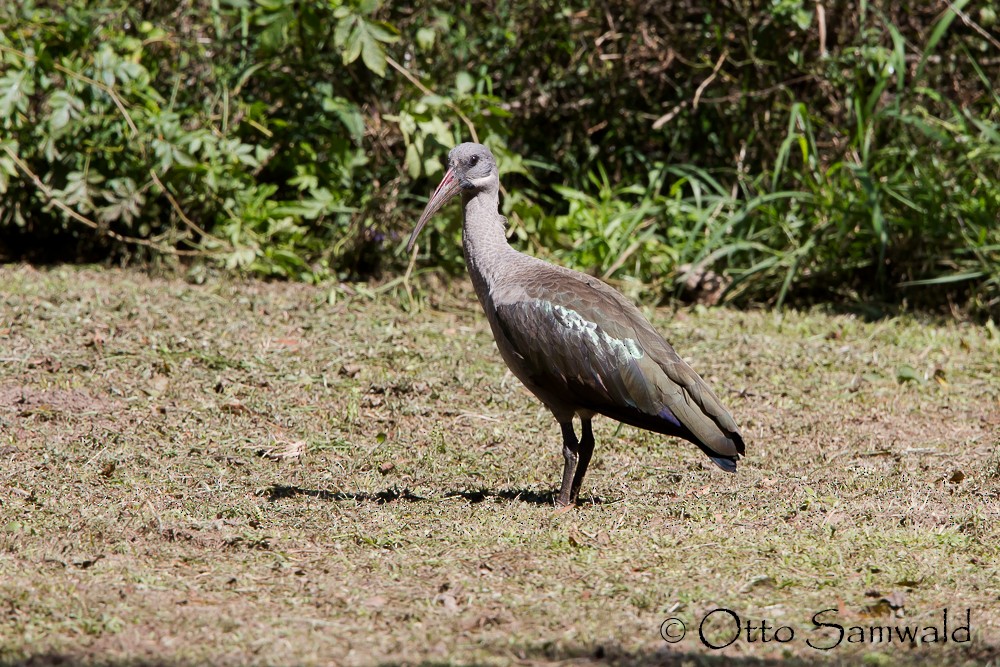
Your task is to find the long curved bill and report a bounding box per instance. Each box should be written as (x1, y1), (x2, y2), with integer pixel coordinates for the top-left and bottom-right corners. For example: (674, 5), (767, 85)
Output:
(406, 168), (461, 253)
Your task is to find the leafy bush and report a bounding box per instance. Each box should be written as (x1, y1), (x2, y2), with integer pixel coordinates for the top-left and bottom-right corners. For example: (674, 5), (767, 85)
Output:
(0, 0), (997, 314)
(0, 0), (397, 279)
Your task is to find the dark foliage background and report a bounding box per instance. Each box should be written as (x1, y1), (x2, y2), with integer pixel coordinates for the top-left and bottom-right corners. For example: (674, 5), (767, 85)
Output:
(1, 0), (997, 313)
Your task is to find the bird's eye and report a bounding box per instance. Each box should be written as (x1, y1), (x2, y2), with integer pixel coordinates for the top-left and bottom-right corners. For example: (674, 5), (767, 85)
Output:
(469, 155), (479, 166)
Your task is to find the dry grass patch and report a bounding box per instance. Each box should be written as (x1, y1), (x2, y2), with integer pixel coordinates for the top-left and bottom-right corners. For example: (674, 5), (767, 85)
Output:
(1, 264), (998, 666)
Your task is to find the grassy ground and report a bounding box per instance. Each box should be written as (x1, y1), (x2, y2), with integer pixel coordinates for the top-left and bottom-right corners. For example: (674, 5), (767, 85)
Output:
(1, 264), (998, 667)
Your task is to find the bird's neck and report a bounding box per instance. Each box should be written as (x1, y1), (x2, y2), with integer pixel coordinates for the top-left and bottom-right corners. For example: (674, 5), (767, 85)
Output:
(461, 186), (513, 301)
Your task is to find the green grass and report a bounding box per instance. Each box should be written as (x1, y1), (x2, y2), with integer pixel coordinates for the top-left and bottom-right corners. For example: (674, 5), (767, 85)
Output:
(1, 264), (999, 666)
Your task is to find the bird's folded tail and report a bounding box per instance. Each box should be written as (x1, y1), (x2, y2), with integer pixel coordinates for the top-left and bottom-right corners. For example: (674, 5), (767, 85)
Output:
(708, 455), (738, 473)
(702, 428), (745, 473)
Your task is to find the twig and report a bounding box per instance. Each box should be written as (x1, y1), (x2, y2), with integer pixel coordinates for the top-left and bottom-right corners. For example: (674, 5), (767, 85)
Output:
(147, 169), (225, 245)
(699, 74), (816, 104)
(2, 145), (204, 257)
(693, 51), (728, 109)
(602, 219), (654, 279)
(817, 3), (828, 57)
(945, 0), (1000, 52)
(652, 101), (688, 130)
(386, 56), (479, 143)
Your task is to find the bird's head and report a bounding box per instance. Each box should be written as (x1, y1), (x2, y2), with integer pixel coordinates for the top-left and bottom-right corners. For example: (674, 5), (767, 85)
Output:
(406, 143), (498, 252)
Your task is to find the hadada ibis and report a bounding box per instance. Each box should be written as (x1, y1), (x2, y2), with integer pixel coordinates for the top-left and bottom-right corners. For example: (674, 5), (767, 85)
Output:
(407, 143), (745, 506)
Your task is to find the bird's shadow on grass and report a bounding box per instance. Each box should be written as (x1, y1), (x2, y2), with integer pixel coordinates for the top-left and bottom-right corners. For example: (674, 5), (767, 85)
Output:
(262, 484), (425, 504)
(445, 488), (609, 506)
(261, 484), (607, 507)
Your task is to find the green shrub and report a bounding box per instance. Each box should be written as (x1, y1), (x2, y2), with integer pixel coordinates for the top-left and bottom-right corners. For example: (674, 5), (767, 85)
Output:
(0, 0), (997, 314)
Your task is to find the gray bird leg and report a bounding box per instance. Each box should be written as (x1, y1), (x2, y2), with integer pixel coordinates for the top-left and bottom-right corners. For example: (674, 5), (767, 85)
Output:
(557, 422), (579, 507)
(569, 418), (595, 504)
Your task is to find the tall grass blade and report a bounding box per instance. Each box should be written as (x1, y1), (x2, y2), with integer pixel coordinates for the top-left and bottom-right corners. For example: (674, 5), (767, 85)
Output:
(917, 0), (971, 81)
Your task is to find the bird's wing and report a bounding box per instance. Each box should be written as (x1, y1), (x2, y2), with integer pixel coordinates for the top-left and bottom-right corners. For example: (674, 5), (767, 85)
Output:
(493, 271), (744, 463)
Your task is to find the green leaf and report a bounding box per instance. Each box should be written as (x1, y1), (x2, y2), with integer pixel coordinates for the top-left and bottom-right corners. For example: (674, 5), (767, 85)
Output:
(423, 156), (443, 176)
(47, 90), (84, 132)
(405, 143), (420, 179)
(417, 117), (451, 146)
(334, 15), (356, 50)
(98, 177), (145, 225)
(322, 97), (365, 143)
(0, 145), (16, 195)
(896, 365), (924, 384)
(60, 170), (102, 213)
(365, 21), (400, 44)
(334, 15), (394, 76)
(288, 173), (319, 192)
(416, 27), (436, 51)
(0, 69), (32, 117)
(455, 72), (474, 96)
(898, 272), (985, 287)
(226, 247), (259, 270)
(343, 22), (363, 66)
(360, 29), (387, 76)
(387, 111), (415, 138)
